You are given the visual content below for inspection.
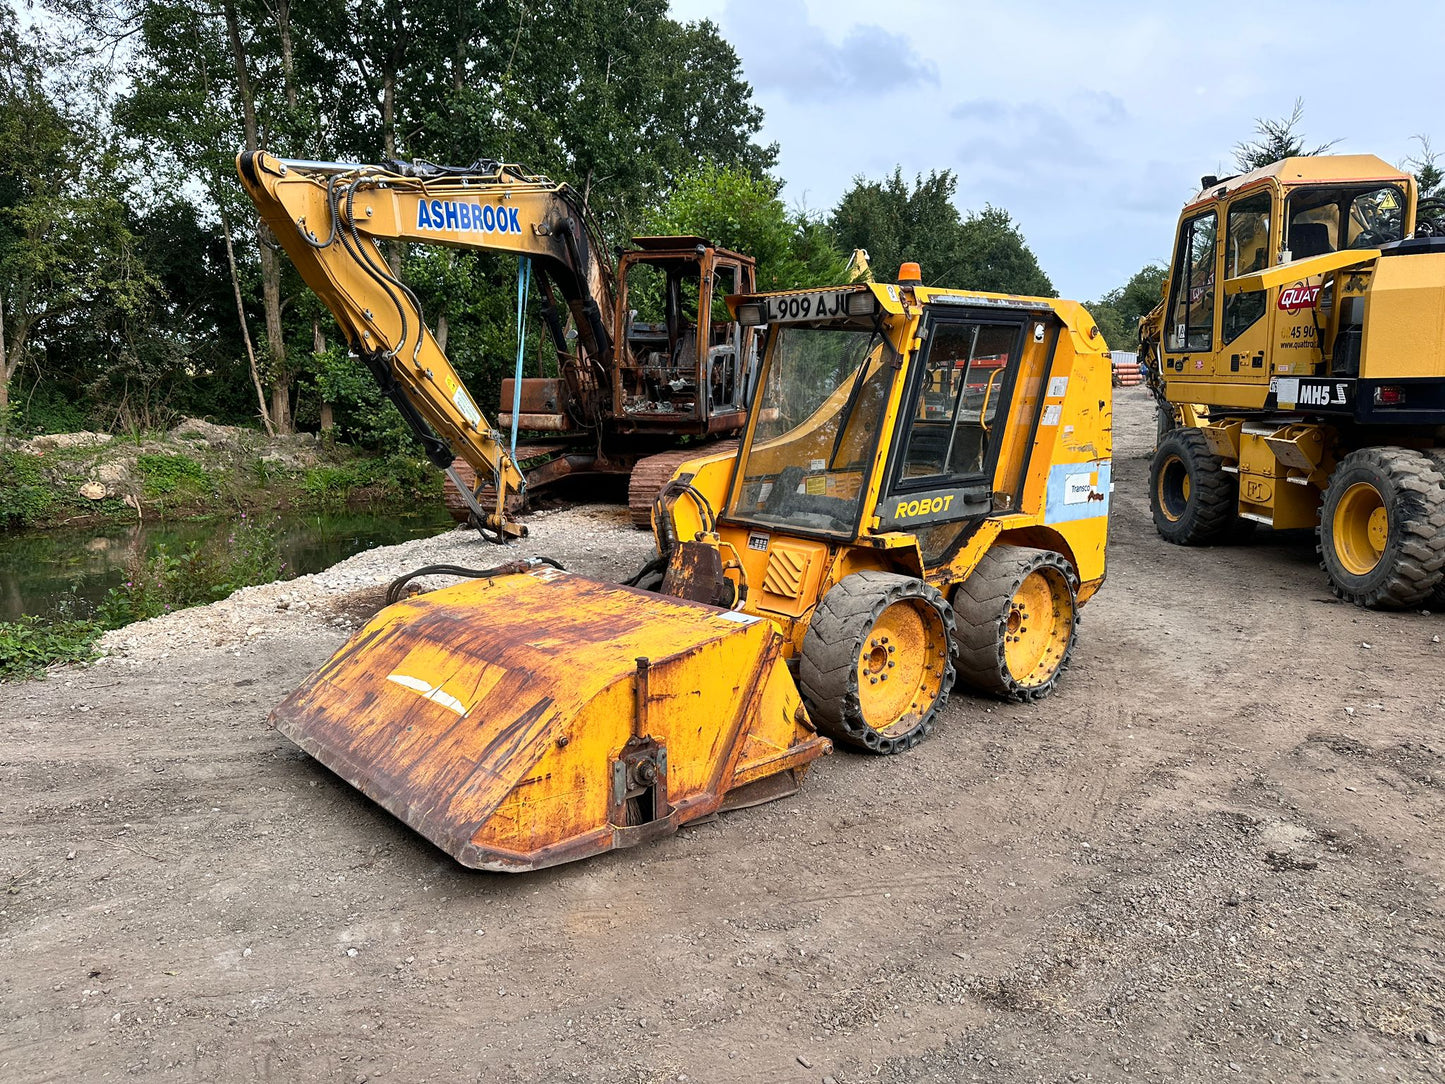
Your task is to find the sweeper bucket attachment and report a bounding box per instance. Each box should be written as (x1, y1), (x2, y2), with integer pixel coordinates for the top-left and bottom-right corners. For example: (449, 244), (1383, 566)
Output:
(271, 566), (831, 871)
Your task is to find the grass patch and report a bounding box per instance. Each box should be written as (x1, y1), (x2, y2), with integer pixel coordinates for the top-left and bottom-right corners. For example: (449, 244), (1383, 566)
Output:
(136, 452), (213, 500)
(0, 452), (56, 528)
(96, 513), (283, 625)
(301, 455), (439, 507)
(0, 615), (102, 680)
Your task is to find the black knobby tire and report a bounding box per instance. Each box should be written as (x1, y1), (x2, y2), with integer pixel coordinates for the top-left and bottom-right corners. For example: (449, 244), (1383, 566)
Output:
(953, 546), (1078, 702)
(1318, 447), (1445, 608)
(1428, 450), (1445, 612)
(1150, 428), (1236, 545)
(798, 571), (956, 755)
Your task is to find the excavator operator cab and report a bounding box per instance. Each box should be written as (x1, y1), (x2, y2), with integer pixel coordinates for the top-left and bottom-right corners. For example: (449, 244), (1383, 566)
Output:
(615, 237), (757, 432)
(1156, 155), (1419, 401)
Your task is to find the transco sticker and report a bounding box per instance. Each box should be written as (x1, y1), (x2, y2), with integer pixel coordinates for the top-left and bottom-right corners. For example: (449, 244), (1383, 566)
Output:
(416, 200), (522, 235)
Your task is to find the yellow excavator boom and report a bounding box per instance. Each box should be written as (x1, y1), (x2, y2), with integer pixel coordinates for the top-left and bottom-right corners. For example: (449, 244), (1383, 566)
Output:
(237, 152), (618, 535)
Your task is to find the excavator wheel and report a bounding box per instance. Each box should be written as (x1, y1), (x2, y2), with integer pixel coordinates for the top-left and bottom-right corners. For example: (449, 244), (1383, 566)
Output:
(952, 546), (1077, 702)
(1428, 450), (1445, 612)
(798, 571), (955, 755)
(1318, 447), (1445, 609)
(1150, 428), (1236, 545)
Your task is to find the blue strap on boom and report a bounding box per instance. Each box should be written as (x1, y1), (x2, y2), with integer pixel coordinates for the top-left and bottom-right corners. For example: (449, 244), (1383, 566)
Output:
(509, 257), (531, 460)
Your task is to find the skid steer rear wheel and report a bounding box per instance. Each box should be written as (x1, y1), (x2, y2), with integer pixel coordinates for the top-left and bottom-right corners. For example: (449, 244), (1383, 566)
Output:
(953, 546), (1077, 701)
(1150, 428), (1236, 545)
(1318, 447), (1445, 608)
(798, 571), (955, 755)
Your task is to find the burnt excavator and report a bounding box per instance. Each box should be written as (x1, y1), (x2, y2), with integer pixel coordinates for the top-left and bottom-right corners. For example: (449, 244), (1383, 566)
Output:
(236, 151), (758, 535)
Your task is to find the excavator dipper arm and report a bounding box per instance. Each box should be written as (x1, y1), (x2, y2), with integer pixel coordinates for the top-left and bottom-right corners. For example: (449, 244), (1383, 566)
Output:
(236, 151), (616, 536)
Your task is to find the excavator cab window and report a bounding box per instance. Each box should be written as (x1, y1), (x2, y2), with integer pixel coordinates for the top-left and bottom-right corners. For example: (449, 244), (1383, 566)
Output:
(1285, 184), (1405, 257)
(620, 256), (704, 415)
(707, 264), (744, 412)
(1166, 209), (1218, 352)
(1223, 191), (1271, 345)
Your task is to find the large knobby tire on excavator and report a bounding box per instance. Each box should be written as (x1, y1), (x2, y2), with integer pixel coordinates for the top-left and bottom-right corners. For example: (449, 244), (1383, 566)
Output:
(798, 571), (956, 755)
(1150, 428), (1236, 545)
(952, 546), (1077, 702)
(1317, 447), (1445, 609)
(1428, 450), (1445, 612)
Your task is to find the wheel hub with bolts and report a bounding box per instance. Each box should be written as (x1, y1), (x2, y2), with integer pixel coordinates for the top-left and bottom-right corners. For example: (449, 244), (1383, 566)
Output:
(1318, 447), (1445, 608)
(954, 545), (1078, 702)
(799, 570), (956, 755)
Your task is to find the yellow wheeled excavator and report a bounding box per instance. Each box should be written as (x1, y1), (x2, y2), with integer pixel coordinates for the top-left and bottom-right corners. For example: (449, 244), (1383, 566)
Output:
(1141, 155), (1445, 607)
(271, 263), (1113, 871)
(236, 152), (758, 536)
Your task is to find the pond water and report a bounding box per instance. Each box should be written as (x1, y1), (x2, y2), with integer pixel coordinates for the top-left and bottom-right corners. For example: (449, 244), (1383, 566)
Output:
(0, 507), (457, 623)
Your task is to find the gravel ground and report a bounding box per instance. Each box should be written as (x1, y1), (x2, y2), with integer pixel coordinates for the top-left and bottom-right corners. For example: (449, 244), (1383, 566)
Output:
(3, 388), (1443, 1084)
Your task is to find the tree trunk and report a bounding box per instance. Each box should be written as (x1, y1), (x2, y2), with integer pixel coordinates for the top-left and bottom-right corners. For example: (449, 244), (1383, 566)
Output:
(220, 209), (275, 436)
(276, 0), (298, 112)
(270, 381), (291, 435)
(313, 318), (334, 432)
(224, 0), (291, 433)
(0, 295), (10, 438)
(435, 312), (449, 355)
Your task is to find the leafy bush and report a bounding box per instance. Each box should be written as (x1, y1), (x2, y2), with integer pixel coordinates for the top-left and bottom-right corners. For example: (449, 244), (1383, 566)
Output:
(135, 452), (212, 498)
(0, 615), (101, 680)
(301, 455), (439, 507)
(0, 451), (55, 527)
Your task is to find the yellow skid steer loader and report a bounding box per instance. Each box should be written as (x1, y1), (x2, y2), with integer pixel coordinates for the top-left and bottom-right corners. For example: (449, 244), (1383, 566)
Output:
(273, 265), (1113, 871)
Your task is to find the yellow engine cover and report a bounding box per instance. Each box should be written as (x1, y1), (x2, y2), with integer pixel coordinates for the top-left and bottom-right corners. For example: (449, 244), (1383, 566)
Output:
(271, 567), (828, 871)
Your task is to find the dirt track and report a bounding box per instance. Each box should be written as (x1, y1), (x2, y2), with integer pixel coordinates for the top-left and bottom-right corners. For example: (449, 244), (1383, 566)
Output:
(2, 388), (1443, 1084)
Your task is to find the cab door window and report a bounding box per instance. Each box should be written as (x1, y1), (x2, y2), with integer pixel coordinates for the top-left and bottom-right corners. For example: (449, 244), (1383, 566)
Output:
(1167, 209), (1218, 352)
(899, 320), (1019, 482)
(1223, 192), (1270, 345)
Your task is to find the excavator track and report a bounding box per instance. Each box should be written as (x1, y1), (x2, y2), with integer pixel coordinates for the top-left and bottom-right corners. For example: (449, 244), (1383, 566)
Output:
(627, 443), (737, 530)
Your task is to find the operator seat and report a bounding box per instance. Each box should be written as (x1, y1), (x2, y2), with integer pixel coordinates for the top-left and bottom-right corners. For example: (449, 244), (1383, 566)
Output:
(1290, 222), (1333, 259)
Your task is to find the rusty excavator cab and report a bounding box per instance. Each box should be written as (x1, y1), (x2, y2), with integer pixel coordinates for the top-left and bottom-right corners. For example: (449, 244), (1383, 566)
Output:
(272, 566), (829, 871)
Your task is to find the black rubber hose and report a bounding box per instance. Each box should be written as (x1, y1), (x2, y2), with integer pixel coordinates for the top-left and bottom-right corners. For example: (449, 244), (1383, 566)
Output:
(622, 554), (669, 588)
(384, 557), (566, 605)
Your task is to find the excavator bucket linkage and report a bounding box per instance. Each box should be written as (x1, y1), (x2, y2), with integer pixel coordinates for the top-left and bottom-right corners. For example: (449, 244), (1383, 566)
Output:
(271, 567), (830, 871)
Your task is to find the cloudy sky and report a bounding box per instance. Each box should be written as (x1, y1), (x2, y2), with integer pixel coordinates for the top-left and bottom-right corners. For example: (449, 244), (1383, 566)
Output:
(670, 0), (1445, 301)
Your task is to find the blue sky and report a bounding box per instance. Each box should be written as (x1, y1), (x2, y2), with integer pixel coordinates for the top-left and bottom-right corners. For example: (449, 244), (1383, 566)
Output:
(670, 0), (1445, 301)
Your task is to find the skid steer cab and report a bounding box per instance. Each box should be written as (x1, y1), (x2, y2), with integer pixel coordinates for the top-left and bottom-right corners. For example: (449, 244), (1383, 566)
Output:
(649, 267), (1113, 754)
(269, 266), (1112, 873)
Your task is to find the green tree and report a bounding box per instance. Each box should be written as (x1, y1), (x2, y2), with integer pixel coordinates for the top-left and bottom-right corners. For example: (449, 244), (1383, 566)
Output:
(1406, 135), (1443, 200)
(643, 163), (846, 291)
(0, 6), (157, 436)
(1233, 98), (1339, 173)
(831, 168), (1054, 295)
(1087, 264), (1168, 352)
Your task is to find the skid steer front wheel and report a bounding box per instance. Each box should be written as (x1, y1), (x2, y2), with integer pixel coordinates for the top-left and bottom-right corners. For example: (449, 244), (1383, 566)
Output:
(799, 571), (956, 755)
(1318, 447), (1445, 608)
(953, 546), (1077, 701)
(1150, 429), (1235, 544)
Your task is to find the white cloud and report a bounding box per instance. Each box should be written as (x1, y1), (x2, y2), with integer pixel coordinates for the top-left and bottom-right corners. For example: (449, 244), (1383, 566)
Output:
(672, 0), (1445, 299)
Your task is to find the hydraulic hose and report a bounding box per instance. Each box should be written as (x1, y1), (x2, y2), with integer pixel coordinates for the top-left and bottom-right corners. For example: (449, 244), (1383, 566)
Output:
(384, 557), (566, 606)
